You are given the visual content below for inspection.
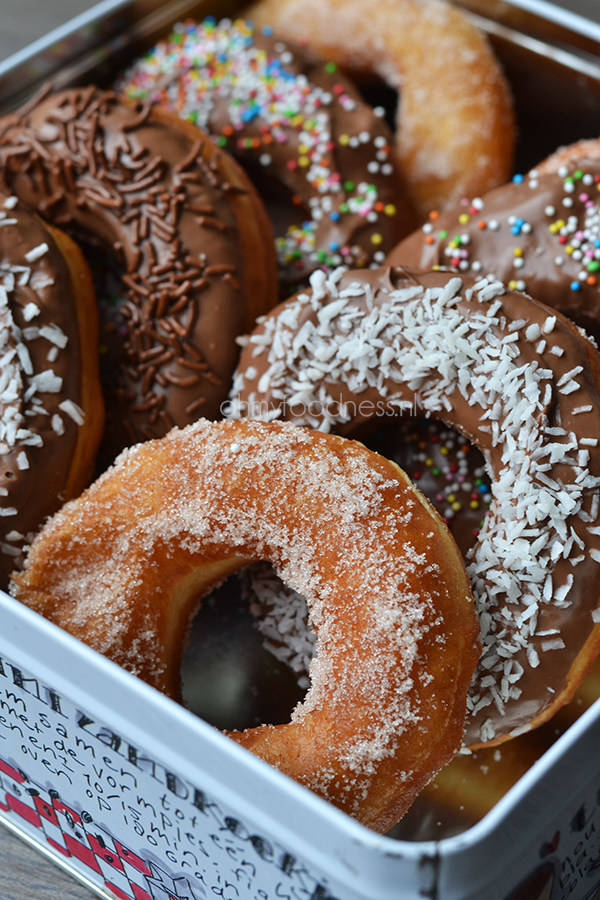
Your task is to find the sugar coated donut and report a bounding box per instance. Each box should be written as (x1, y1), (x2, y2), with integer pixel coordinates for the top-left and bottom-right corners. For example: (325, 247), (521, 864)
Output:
(247, 415), (493, 690)
(10, 417), (479, 832)
(117, 17), (415, 285)
(0, 189), (103, 588)
(0, 86), (277, 455)
(388, 154), (600, 342)
(245, 0), (516, 218)
(227, 266), (600, 747)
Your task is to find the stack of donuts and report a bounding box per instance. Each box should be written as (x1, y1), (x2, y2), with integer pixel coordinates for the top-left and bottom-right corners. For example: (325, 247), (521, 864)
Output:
(6, 0), (600, 834)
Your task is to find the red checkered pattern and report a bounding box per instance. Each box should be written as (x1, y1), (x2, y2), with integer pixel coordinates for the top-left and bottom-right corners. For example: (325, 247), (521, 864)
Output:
(0, 752), (205, 900)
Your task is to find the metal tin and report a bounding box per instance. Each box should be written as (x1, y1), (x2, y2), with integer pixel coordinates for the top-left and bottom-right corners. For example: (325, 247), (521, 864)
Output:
(1, 2), (600, 898)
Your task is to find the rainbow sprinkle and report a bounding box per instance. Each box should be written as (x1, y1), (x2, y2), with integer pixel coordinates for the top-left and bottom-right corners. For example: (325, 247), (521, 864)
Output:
(420, 163), (600, 297)
(117, 17), (399, 281)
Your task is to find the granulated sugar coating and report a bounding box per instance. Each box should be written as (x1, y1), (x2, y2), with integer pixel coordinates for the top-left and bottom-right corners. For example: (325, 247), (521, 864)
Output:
(10, 418), (479, 832)
(229, 266), (600, 748)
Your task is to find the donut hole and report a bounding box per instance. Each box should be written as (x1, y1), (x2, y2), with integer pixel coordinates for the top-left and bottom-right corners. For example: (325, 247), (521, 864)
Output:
(241, 158), (309, 250)
(353, 75), (399, 135)
(362, 416), (493, 558)
(180, 569), (306, 732)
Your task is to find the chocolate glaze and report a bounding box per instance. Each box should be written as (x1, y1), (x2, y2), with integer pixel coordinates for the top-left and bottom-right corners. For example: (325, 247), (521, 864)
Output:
(0, 191), (95, 587)
(388, 160), (600, 342)
(0, 86), (277, 456)
(117, 18), (416, 285)
(228, 266), (600, 746)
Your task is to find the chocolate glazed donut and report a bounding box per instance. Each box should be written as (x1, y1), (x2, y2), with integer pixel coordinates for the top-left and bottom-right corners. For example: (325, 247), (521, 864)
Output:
(0, 189), (103, 587)
(228, 266), (600, 747)
(388, 157), (600, 343)
(0, 86), (278, 456)
(117, 18), (416, 285)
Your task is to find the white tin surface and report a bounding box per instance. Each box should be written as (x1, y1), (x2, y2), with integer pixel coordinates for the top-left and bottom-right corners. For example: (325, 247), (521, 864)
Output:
(1, 1), (600, 898)
(495, 0), (600, 35)
(2, 586), (600, 900)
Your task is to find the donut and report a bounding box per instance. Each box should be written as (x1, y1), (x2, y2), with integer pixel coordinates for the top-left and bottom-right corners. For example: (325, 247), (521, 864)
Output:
(245, 0), (516, 218)
(10, 417), (480, 833)
(227, 266), (600, 747)
(0, 189), (103, 588)
(247, 417), (493, 690)
(387, 154), (600, 342)
(0, 85), (278, 456)
(116, 17), (415, 286)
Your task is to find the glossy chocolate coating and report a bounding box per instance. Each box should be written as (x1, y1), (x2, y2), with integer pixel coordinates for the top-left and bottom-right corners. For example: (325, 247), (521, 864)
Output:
(229, 266), (600, 746)
(117, 18), (416, 284)
(388, 161), (600, 341)
(0, 86), (276, 455)
(0, 193), (90, 587)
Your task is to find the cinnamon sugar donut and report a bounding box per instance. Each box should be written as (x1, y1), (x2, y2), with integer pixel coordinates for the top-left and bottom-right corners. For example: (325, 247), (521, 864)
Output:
(0, 190), (103, 588)
(388, 155), (600, 341)
(117, 17), (415, 285)
(245, 0), (516, 218)
(10, 417), (479, 833)
(228, 266), (600, 747)
(0, 86), (277, 455)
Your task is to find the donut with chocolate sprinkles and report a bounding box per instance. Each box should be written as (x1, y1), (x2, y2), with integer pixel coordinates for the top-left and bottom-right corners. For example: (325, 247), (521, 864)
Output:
(0, 86), (278, 455)
(0, 189), (103, 587)
(10, 417), (479, 832)
(227, 266), (600, 747)
(117, 17), (415, 286)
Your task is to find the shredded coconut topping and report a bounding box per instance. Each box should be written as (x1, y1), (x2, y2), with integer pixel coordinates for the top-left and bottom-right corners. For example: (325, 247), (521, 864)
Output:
(227, 268), (600, 742)
(0, 197), (85, 571)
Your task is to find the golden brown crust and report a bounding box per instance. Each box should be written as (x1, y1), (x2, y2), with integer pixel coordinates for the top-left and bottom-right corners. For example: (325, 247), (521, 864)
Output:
(10, 418), (480, 832)
(245, 0), (516, 217)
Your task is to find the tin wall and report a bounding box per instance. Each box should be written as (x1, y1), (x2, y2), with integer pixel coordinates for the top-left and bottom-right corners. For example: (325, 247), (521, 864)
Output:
(0, 2), (600, 899)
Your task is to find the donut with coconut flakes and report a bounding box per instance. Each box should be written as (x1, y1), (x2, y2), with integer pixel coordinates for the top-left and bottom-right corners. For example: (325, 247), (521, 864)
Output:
(228, 266), (600, 747)
(0, 190), (103, 587)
